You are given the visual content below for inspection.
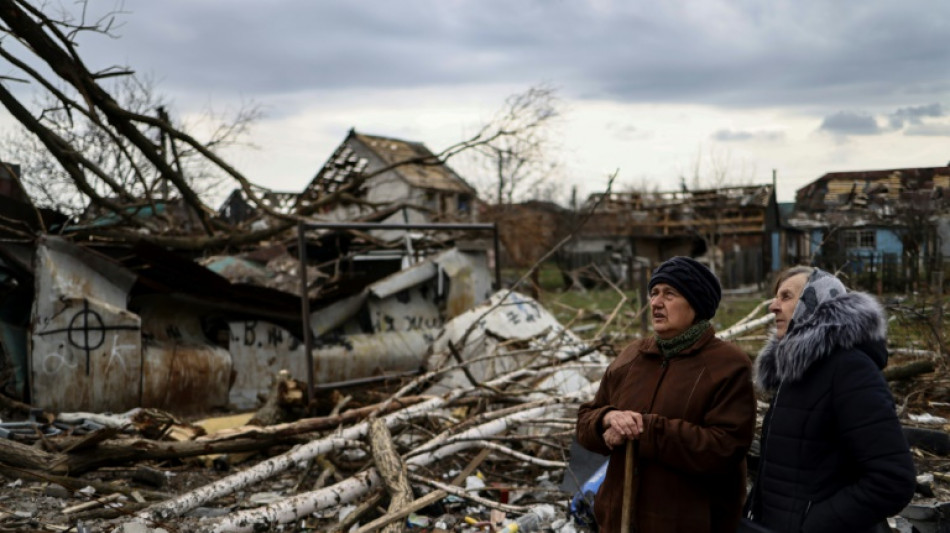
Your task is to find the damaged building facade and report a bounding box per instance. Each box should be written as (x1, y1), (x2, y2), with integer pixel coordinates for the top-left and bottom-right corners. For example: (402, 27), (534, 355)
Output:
(559, 184), (782, 289)
(0, 129), (495, 415)
(786, 165), (950, 291)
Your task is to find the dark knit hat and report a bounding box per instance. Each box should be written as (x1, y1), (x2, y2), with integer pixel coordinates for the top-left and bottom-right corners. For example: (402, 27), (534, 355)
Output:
(648, 256), (722, 321)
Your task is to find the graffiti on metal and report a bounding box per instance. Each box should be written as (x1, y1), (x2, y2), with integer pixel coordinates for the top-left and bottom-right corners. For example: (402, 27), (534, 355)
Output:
(31, 240), (142, 413)
(235, 320), (303, 351)
(35, 299), (140, 375)
(228, 320), (431, 410)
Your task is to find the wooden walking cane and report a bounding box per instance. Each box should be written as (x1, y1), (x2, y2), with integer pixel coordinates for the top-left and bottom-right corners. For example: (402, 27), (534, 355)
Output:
(620, 439), (635, 533)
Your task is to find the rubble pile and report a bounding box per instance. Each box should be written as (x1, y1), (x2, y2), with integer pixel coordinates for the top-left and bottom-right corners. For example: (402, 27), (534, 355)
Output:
(0, 290), (945, 532)
(0, 292), (609, 532)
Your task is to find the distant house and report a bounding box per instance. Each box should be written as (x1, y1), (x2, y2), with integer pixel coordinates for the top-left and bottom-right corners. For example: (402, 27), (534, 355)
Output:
(567, 184), (780, 289)
(218, 185), (300, 225)
(0, 162), (27, 203)
(297, 129), (478, 224)
(788, 165), (950, 290)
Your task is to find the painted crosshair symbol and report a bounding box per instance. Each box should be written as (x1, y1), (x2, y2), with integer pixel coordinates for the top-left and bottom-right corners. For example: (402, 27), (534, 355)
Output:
(37, 299), (140, 375)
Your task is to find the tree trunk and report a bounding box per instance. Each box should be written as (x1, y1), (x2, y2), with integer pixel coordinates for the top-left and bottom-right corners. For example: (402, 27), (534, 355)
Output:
(369, 418), (413, 533)
(137, 395), (451, 523)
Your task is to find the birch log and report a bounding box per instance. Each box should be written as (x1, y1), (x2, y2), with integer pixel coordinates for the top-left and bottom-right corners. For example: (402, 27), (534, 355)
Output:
(368, 418), (413, 533)
(140, 366), (539, 522)
(202, 386), (595, 533)
(731, 299), (771, 327)
(135, 395), (450, 522)
(717, 314), (773, 341)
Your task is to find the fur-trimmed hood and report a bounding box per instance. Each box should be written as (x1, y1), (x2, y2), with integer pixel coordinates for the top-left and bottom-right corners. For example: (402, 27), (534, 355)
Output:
(755, 282), (888, 392)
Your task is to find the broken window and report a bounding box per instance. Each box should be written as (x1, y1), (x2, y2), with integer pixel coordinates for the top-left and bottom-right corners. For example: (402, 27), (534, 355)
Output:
(458, 194), (471, 215)
(843, 229), (876, 249)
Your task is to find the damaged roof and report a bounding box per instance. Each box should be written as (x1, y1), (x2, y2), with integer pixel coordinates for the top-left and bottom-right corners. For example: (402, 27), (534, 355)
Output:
(296, 129), (475, 213)
(351, 131), (475, 194)
(589, 184), (774, 211)
(795, 165), (950, 212)
(580, 183), (775, 237)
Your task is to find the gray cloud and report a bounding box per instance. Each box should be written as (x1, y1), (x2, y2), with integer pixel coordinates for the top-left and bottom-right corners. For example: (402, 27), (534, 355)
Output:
(711, 129), (785, 142)
(905, 123), (950, 136)
(819, 112), (881, 135)
(888, 103), (943, 128)
(61, 0), (950, 114)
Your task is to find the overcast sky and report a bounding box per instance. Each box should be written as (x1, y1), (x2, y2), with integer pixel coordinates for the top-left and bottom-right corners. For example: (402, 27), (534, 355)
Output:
(8, 0), (950, 203)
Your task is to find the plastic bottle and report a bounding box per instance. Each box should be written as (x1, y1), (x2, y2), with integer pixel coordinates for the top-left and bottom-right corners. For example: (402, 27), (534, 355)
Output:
(499, 504), (556, 533)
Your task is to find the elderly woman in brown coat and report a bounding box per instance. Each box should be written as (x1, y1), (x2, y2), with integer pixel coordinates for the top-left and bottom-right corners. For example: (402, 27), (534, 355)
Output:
(576, 256), (756, 532)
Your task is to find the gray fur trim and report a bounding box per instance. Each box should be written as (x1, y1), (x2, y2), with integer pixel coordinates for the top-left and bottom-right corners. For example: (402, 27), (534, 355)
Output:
(755, 291), (887, 391)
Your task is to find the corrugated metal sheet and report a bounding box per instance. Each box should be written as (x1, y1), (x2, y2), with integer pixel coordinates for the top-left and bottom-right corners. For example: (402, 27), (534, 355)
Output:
(369, 261), (438, 299)
(31, 239), (142, 412)
(29, 238), (235, 414)
(227, 320), (429, 410)
(138, 300), (231, 412)
(228, 320), (307, 409)
(310, 330), (429, 384)
(310, 293), (368, 338)
(367, 284), (442, 333)
(229, 248), (491, 408)
(309, 248), (491, 337)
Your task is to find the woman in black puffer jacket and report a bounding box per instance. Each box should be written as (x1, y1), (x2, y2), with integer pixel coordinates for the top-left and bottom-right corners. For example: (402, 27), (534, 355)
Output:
(744, 266), (916, 533)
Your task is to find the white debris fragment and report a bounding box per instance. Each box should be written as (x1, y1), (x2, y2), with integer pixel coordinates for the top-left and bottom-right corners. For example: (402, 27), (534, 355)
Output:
(908, 413), (948, 424)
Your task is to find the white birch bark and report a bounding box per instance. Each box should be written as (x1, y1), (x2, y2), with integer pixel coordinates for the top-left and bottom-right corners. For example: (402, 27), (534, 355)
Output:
(202, 385), (595, 532)
(139, 361), (555, 523)
(717, 314), (773, 341)
(135, 395), (450, 522)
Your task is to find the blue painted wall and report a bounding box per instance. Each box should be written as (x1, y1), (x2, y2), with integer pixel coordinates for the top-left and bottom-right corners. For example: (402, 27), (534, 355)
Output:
(771, 232), (780, 271)
(810, 229), (823, 254)
(830, 227), (903, 274)
(875, 228), (903, 254)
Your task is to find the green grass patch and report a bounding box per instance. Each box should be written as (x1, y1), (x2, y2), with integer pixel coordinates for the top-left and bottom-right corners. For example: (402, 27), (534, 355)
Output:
(505, 263), (948, 357)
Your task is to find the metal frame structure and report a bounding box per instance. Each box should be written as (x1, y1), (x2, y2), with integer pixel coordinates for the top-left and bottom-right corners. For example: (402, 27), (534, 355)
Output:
(296, 220), (500, 406)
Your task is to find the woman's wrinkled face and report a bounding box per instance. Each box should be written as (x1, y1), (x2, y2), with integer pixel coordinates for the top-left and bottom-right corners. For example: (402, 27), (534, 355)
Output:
(650, 283), (696, 340)
(769, 273), (808, 339)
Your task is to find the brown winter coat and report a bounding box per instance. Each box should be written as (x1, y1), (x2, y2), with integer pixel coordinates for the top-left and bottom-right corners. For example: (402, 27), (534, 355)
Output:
(575, 326), (755, 533)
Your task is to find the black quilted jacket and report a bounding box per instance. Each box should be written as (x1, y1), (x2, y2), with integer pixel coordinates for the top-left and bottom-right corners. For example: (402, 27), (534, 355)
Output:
(747, 290), (915, 533)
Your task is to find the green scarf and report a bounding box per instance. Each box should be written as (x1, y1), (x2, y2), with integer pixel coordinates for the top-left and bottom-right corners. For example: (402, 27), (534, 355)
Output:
(656, 320), (710, 358)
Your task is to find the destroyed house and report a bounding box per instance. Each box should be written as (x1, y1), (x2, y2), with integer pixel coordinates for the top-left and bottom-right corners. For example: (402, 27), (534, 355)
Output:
(565, 184), (779, 289)
(789, 166), (950, 290)
(217, 186), (300, 225)
(295, 129), (478, 224)
(0, 226), (493, 414)
(0, 159), (493, 414)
